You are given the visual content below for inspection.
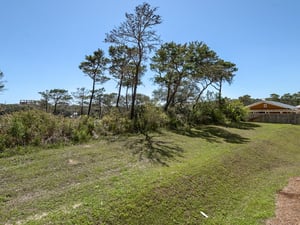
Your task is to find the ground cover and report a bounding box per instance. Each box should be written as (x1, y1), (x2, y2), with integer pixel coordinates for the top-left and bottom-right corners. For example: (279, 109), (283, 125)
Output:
(1, 123), (300, 224)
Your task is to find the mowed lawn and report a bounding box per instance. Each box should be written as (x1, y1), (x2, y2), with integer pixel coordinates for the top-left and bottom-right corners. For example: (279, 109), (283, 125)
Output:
(1, 123), (300, 225)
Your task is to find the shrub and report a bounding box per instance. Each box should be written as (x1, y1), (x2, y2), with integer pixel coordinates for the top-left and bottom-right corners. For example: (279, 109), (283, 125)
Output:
(134, 104), (168, 133)
(0, 110), (99, 154)
(167, 105), (192, 130)
(98, 109), (132, 135)
(223, 100), (249, 122)
(191, 101), (226, 125)
(71, 116), (95, 143)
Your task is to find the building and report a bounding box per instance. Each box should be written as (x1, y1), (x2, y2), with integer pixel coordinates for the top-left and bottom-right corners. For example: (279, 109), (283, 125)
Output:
(246, 100), (297, 114)
(296, 105), (300, 114)
(19, 100), (40, 105)
(246, 100), (300, 124)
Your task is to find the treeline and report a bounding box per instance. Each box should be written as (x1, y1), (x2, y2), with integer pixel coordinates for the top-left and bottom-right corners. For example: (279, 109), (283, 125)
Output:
(238, 92), (300, 106)
(35, 3), (237, 118)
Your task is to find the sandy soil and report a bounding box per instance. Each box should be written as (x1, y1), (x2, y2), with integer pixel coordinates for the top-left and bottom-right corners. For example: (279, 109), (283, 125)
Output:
(266, 177), (300, 225)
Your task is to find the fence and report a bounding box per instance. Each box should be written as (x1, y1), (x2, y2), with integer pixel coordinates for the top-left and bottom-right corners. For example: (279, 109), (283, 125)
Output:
(248, 113), (300, 125)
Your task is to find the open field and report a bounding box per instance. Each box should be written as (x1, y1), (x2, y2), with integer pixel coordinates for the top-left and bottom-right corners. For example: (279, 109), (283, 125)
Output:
(1, 123), (300, 224)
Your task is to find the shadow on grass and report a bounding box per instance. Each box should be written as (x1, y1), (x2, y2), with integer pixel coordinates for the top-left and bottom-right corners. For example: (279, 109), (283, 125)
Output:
(128, 134), (184, 166)
(226, 122), (261, 130)
(177, 125), (250, 144)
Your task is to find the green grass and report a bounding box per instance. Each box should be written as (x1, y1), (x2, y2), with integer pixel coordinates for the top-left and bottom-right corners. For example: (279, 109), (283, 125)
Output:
(1, 123), (300, 224)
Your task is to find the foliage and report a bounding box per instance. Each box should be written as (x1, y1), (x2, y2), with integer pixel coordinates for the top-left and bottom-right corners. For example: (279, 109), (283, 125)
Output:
(0, 110), (98, 154)
(151, 42), (191, 111)
(239, 92), (300, 106)
(166, 98), (247, 129)
(238, 94), (259, 106)
(108, 45), (137, 108)
(134, 103), (168, 133)
(72, 87), (90, 115)
(98, 109), (132, 135)
(38, 90), (51, 112)
(191, 101), (226, 125)
(48, 89), (72, 114)
(166, 105), (192, 130)
(266, 92), (300, 106)
(79, 49), (110, 116)
(222, 99), (249, 122)
(105, 2), (162, 119)
(151, 41), (237, 111)
(0, 70), (5, 92)
(71, 116), (95, 143)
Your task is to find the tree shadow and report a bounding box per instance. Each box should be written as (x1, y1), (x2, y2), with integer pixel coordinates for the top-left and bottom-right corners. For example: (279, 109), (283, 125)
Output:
(127, 134), (184, 166)
(226, 122), (261, 130)
(176, 125), (250, 144)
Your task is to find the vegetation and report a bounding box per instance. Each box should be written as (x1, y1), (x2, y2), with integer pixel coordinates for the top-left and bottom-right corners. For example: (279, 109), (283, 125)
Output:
(0, 97), (248, 156)
(2, 3), (241, 127)
(151, 41), (237, 111)
(0, 110), (95, 156)
(105, 2), (162, 119)
(239, 92), (300, 106)
(0, 4), (298, 223)
(0, 70), (5, 92)
(79, 49), (110, 117)
(1, 123), (300, 224)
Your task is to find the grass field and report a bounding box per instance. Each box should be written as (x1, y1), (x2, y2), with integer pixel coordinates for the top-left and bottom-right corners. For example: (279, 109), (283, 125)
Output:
(1, 123), (300, 224)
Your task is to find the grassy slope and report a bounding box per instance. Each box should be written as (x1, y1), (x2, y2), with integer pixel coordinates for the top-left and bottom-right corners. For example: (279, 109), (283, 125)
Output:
(1, 123), (300, 225)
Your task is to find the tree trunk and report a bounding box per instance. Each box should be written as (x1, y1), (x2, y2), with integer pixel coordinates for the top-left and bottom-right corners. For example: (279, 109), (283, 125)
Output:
(98, 96), (102, 118)
(53, 102), (58, 114)
(125, 85), (129, 110)
(130, 71), (138, 119)
(116, 75), (123, 109)
(80, 99), (84, 115)
(218, 79), (223, 108)
(88, 77), (96, 117)
(164, 79), (181, 111)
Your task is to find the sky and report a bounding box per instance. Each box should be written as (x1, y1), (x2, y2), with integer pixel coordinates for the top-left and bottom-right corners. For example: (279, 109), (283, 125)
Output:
(0, 0), (299, 104)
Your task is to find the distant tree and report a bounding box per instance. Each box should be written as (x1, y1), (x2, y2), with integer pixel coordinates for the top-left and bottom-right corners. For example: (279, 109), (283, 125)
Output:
(105, 2), (162, 119)
(136, 93), (151, 105)
(48, 89), (72, 114)
(72, 87), (90, 115)
(238, 94), (257, 106)
(292, 92), (300, 106)
(151, 41), (229, 110)
(151, 42), (190, 111)
(79, 49), (109, 117)
(266, 93), (280, 102)
(93, 88), (105, 118)
(186, 41), (219, 105)
(38, 90), (51, 112)
(211, 60), (237, 107)
(108, 45), (135, 109)
(0, 70), (5, 93)
(280, 93), (293, 105)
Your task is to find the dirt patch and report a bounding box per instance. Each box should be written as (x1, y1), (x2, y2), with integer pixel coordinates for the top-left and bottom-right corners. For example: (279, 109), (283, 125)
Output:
(67, 159), (80, 165)
(266, 177), (300, 225)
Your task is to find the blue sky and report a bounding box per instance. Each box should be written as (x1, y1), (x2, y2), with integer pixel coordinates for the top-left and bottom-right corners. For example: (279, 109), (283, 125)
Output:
(0, 0), (299, 104)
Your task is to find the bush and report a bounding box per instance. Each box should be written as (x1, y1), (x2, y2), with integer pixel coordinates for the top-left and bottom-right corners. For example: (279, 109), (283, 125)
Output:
(134, 104), (168, 133)
(0, 110), (99, 154)
(191, 101), (226, 125)
(98, 109), (132, 135)
(223, 100), (249, 122)
(71, 116), (95, 143)
(167, 105), (192, 130)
